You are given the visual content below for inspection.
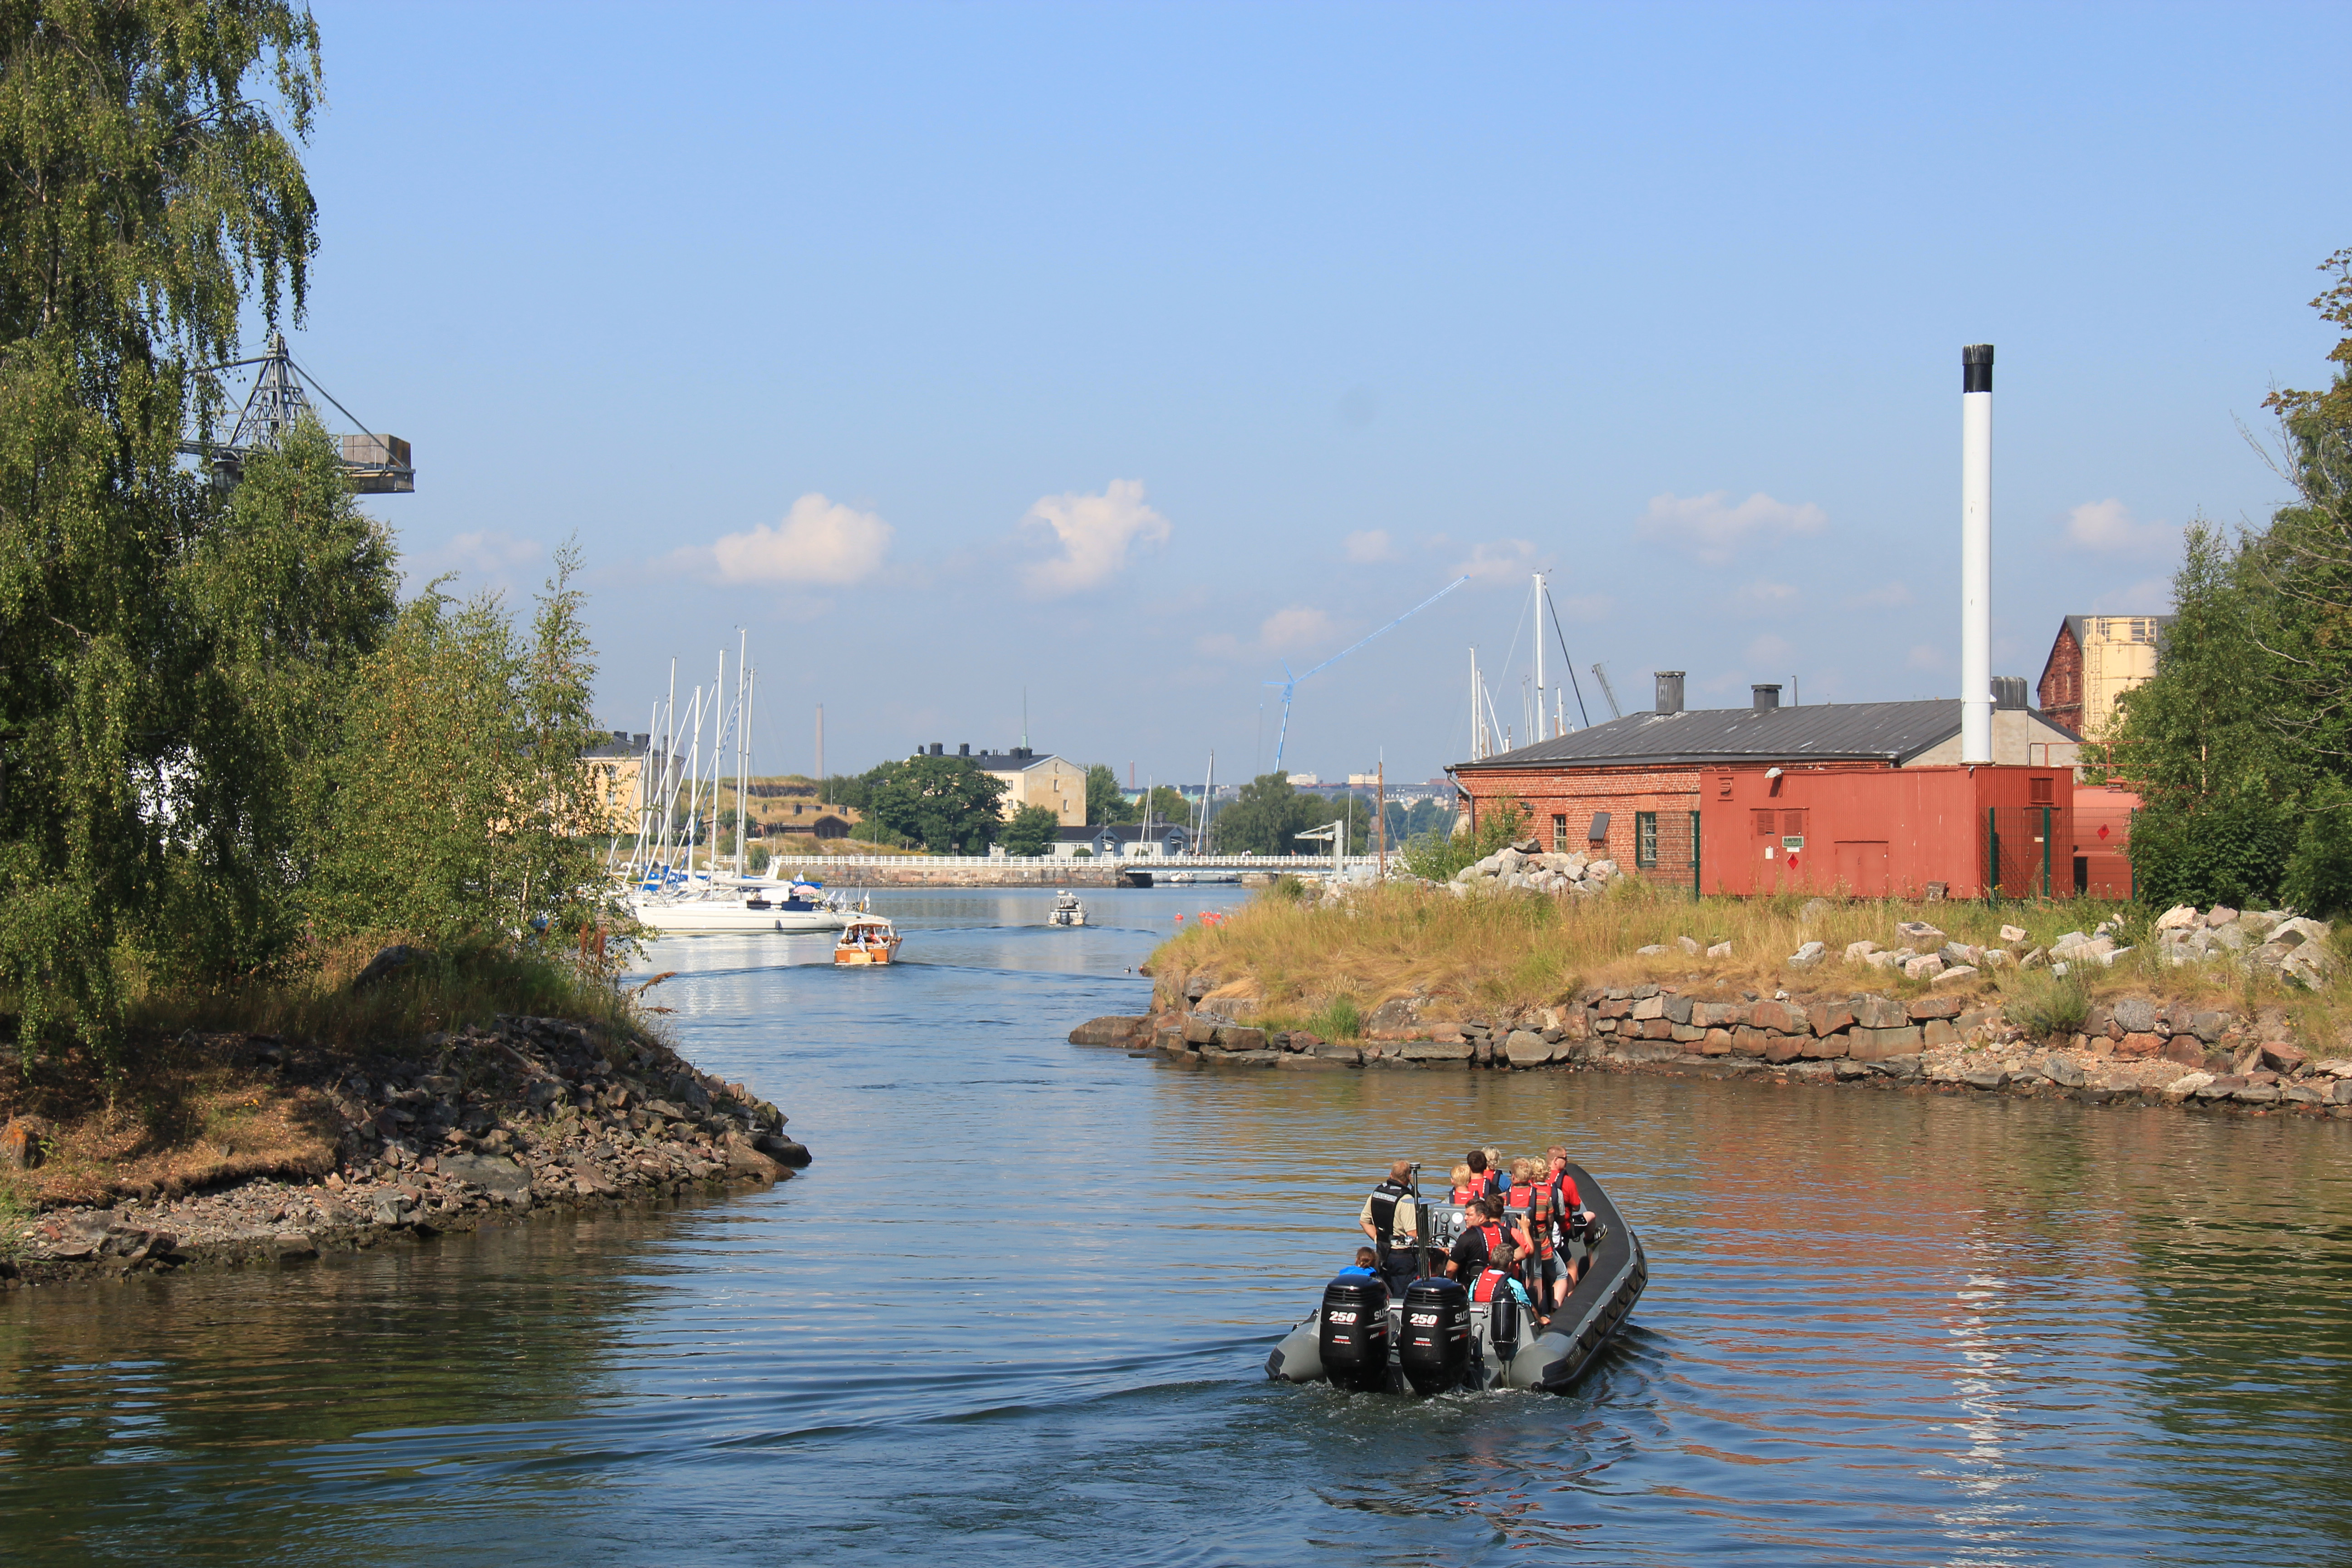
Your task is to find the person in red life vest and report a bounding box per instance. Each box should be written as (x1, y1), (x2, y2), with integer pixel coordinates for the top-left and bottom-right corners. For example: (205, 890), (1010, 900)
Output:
(1462, 1149), (1502, 1204)
(1547, 1146), (1595, 1288)
(1469, 1262), (1535, 1321)
(1504, 1160), (1563, 1321)
(1446, 1196), (1515, 1282)
(1446, 1162), (1479, 1205)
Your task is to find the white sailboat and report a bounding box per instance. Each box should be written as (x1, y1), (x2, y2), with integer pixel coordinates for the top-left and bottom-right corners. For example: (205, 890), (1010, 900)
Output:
(620, 636), (856, 936)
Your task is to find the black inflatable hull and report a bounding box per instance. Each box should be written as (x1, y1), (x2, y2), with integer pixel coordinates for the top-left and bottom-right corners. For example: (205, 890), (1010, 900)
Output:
(1265, 1162), (1646, 1394)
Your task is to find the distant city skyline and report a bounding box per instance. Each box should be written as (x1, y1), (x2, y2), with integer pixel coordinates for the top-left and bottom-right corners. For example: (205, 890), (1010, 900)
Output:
(291, 0), (2342, 781)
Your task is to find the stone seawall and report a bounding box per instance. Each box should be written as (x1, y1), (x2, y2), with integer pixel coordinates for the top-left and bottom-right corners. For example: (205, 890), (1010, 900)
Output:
(1068, 984), (2352, 1120)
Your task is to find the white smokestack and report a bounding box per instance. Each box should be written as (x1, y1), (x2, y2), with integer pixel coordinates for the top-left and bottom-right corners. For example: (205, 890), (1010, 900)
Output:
(1960, 343), (1993, 764)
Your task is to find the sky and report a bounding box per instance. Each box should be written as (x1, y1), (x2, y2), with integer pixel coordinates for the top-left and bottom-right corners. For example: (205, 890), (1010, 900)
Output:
(278, 0), (2349, 785)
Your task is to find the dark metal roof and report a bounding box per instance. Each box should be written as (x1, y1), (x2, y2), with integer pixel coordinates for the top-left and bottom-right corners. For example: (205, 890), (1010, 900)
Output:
(1453, 698), (2079, 772)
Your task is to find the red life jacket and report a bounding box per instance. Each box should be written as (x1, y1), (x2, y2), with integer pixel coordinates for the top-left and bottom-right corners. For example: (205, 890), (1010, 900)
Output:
(1450, 1184), (1479, 1205)
(1471, 1268), (1510, 1303)
(1470, 1169), (1501, 1201)
(1475, 1221), (1506, 1264)
(1553, 1170), (1582, 1212)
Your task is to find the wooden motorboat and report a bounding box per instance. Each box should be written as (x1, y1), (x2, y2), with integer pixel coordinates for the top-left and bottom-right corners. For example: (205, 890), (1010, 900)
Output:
(833, 914), (902, 966)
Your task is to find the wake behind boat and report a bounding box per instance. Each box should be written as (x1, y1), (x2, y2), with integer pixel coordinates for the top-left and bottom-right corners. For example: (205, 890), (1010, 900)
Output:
(1266, 1161), (1645, 1395)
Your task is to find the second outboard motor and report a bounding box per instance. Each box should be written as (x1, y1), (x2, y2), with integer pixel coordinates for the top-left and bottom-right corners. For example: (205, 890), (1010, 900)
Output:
(1398, 1278), (1470, 1395)
(1317, 1276), (1391, 1392)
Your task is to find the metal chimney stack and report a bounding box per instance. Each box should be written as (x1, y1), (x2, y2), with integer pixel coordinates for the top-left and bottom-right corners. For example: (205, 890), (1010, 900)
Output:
(1960, 344), (1994, 764)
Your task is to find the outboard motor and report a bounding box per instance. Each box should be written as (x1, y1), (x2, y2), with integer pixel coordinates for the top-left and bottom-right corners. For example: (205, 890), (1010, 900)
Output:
(1317, 1276), (1391, 1392)
(1397, 1278), (1470, 1396)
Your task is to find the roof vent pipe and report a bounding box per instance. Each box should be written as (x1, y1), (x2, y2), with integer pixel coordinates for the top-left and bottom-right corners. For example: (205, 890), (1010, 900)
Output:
(1991, 675), (2027, 710)
(1961, 343), (1994, 763)
(1751, 683), (1781, 712)
(959, 742), (970, 755)
(1654, 671), (1685, 715)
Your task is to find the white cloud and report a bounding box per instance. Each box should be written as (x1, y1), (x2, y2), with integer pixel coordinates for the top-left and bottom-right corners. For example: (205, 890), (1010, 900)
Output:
(1019, 478), (1170, 596)
(1847, 581), (1913, 609)
(1906, 643), (1948, 671)
(1637, 490), (1827, 564)
(710, 493), (893, 585)
(2092, 578), (2176, 614)
(1453, 538), (1536, 582)
(1732, 580), (1799, 611)
(2064, 498), (2174, 553)
(435, 531), (540, 573)
(1345, 529), (1396, 563)
(1260, 605), (1338, 652)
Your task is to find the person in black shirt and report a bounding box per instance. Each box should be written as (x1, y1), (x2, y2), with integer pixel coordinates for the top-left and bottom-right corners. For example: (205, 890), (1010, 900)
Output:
(1447, 1196), (1515, 1281)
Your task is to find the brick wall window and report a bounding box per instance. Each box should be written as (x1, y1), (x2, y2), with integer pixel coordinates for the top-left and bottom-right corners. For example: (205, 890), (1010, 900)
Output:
(1636, 811), (1659, 867)
(1552, 813), (1568, 852)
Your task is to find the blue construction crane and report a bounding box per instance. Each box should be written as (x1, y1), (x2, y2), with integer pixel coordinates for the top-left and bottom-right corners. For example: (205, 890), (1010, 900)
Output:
(1265, 575), (1470, 773)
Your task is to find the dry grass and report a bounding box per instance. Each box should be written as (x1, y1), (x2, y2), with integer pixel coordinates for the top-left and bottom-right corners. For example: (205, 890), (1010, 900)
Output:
(0, 1034), (343, 1210)
(0, 935), (656, 1212)
(1153, 882), (2352, 1041)
(118, 934), (644, 1048)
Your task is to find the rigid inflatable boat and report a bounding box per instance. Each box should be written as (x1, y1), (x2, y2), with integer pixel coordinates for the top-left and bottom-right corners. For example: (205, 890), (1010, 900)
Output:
(1265, 1162), (1646, 1395)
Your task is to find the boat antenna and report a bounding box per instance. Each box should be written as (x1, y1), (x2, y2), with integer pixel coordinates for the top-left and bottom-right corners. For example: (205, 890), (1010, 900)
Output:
(1541, 581), (1591, 729)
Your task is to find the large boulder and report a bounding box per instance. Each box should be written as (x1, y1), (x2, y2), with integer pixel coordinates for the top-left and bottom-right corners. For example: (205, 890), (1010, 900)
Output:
(1068, 1015), (1148, 1046)
(1503, 1030), (1553, 1067)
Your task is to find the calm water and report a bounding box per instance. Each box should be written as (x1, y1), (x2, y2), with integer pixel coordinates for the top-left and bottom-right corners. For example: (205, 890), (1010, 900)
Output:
(4, 886), (2350, 1565)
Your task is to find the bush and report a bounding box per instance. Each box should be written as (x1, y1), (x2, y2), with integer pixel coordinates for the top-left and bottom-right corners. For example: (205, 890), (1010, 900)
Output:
(747, 844), (771, 875)
(2004, 969), (2092, 1042)
(1310, 994), (1363, 1040)
(2130, 794), (2297, 911)
(1399, 798), (1529, 882)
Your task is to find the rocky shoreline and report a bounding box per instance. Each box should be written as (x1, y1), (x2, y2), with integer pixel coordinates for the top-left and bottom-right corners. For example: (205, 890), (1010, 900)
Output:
(0, 1013), (810, 1290)
(1072, 980), (2352, 1121)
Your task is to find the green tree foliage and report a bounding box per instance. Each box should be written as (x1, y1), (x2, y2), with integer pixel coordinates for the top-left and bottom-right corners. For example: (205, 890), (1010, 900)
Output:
(1084, 763), (1136, 825)
(162, 416), (397, 980)
(2109, 249), (2352, 911)
(304, 552), (606, 943)
(862, 755), (1007, 853)
(1209, 773), (1373, 855)
(0, 1), (323, 1056)
(1140, 784), (1188, 825)
(1000, 803), (1058, 857)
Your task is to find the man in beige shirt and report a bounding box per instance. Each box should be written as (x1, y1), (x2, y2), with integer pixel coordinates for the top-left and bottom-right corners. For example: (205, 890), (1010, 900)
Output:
(1358, 1159), (1421, 1290)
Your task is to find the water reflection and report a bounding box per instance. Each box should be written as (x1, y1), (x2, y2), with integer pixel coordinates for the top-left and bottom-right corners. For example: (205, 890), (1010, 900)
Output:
(0, 887), (2347, 1565)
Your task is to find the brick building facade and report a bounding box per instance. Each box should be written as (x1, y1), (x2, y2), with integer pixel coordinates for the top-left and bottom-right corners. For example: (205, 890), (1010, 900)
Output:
(1453, 688), (2085, 893)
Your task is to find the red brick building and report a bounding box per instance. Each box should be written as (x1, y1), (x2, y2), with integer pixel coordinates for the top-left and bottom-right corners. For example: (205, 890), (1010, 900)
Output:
(1451, 683), (2083, 894)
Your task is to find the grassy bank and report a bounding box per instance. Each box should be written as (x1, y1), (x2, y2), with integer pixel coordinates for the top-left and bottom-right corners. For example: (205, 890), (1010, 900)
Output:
(1151, 882), (2351, 1043)
(0, 937), (655, 1214)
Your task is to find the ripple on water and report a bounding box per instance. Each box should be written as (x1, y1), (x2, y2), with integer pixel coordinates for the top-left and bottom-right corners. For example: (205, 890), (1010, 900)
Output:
(2, 887), (2350, 1565)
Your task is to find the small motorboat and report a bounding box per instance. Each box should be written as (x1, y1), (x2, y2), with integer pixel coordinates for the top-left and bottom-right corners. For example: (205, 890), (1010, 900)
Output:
(1047, 890), (1088, 927)
(1265, 1162), (1645, 1395)
(833, 914), (902, 966)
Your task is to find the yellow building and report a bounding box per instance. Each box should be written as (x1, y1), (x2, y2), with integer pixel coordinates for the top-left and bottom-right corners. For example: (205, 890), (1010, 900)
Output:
(950, 745), (1087, 826)
(2036, 614), (2172, 741)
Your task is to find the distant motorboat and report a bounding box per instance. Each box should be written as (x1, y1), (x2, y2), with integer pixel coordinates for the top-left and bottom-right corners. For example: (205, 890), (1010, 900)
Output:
(1161, 870), (1240, 885)
(1048, 890), (1088, 927)
(833, 914), (901, 966)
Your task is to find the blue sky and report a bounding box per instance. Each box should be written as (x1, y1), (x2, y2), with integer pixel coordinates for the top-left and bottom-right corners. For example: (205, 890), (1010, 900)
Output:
(285, 0), (2347, 784)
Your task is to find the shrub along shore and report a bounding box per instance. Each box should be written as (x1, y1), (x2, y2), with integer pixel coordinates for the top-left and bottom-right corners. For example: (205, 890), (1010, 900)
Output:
(0, 946), (809, 1290)
(1067, 882), (2352, 1122)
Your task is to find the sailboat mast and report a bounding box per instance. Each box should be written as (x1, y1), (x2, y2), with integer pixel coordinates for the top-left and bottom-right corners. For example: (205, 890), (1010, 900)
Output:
(1533, 570), (1546, 741)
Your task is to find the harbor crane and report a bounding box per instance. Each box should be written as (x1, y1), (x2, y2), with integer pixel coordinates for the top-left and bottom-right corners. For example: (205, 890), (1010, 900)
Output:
(177, 331), (414, 494)
(1590, 662), (1622, 720)
(1265, 575), (1469, 774)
